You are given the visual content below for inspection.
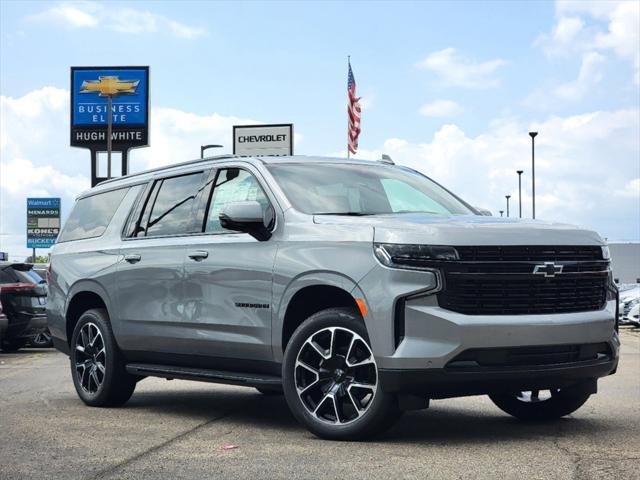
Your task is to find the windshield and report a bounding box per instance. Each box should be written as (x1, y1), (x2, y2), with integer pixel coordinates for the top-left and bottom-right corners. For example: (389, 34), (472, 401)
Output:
(267, 163), (473, 215)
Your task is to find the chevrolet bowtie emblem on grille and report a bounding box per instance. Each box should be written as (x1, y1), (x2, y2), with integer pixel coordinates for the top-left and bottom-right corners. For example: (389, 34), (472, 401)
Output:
(80, 76), (140, 96)
(533, 262), (564, 278)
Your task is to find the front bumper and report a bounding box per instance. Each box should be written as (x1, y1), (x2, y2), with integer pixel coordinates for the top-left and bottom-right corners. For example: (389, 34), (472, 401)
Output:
(357, 264), (619, 396)
(380, 355), (617, 398)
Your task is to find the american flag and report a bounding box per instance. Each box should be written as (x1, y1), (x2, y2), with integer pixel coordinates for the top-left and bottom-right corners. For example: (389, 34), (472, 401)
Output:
(347, 61), (361, 156)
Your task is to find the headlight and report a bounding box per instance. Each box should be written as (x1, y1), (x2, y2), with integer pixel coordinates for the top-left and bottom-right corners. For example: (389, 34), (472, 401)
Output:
(601, 245), (610, 260)
(374, 243), (458, 270)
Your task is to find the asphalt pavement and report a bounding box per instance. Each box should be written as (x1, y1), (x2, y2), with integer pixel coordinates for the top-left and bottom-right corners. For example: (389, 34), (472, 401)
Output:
(1, 328), (638, 480)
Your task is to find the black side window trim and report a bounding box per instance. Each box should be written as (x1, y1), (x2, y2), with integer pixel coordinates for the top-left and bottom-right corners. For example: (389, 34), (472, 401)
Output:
(122, 182), (152, 239)
(124, 170), (210, 240)
(201, 166), (275, 236)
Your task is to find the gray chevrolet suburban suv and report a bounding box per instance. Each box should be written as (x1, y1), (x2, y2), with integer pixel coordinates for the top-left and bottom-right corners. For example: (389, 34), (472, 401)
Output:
(48, 155), (619, 440)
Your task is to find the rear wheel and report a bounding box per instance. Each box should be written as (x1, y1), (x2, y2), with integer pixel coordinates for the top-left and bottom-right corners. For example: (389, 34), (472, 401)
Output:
(489, 388), (591, 421)
(30, 330), (53, 348)
(70, 309), (136, 407)
(283, 307), (401, 440)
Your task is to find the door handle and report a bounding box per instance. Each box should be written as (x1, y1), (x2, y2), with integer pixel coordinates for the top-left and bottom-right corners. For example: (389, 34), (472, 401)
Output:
(124, 253), (141, 264)
(188, 250), (209, 261)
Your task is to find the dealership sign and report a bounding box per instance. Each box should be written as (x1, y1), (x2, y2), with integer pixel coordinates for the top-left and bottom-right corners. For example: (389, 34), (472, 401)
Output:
(27, 198), (61, 249)
(233, 124), (293, 156)
(70, 66), (149, 150)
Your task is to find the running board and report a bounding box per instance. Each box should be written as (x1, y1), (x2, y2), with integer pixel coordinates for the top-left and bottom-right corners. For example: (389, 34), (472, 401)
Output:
(126, 363), (282, 389)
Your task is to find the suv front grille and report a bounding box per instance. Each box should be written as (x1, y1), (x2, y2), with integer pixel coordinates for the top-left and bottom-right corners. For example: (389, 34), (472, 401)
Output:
(437, 245), (609, 315)
(454, 245), (603, 262)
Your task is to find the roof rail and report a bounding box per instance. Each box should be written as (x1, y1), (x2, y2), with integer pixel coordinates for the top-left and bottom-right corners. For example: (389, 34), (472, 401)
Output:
(379, 154), (395, 165)
(97, 154), (238, 186)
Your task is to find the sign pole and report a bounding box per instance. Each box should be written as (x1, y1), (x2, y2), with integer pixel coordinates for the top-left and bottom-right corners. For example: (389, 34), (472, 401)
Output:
(107, 94), (113, 179)
(32, 247), (36, 263)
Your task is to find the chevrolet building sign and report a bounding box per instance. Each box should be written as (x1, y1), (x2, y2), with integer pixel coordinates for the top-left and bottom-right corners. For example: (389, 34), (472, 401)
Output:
(233, 124), (293, 156)
(70, 66), (149, 150)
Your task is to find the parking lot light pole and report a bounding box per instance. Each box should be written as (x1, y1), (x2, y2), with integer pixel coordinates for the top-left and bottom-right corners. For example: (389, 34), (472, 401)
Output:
(529, 132), (538, 219)
(516, 170), (523, 218)
(201, 144), (223, 159)
(505, 195), (511, 218)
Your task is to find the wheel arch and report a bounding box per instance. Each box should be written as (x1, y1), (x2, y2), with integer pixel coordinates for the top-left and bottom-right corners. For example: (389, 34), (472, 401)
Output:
(64, 281), (113, 347)
(275, 272), (369, 361)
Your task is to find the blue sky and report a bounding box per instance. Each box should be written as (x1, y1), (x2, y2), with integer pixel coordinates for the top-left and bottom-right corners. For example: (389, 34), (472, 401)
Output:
(1, 0), (639, 259)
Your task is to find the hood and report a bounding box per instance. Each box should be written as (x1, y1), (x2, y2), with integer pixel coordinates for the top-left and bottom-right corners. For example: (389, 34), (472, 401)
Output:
(313, 213), (604, 246)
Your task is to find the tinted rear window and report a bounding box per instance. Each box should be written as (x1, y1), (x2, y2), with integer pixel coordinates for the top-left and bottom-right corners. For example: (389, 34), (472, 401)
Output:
(0, 266), (43, 285)
(142, 172), (206, 237)
(58, 188), (129, 242)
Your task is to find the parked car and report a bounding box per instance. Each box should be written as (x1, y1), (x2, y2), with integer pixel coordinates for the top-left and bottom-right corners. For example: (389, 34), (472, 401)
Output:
(28, 264), (53, 348)
(48, 155), (619, 440)
(627, 303), (640, 327)
(618, 286), (640, 325)
(0, 296), (7, 345)
(0, 262), (48, 352)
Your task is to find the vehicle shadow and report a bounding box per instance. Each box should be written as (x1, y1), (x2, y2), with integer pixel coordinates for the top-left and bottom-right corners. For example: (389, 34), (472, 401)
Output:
(125, 386), (614, 444)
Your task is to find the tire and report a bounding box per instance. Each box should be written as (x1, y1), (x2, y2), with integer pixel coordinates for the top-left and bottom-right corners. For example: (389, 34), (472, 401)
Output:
(489, 388), (591, 421)
(256, 386), (283, 395)
(30, 329), (53, 348)
(1, 339), (27, 353)
(70, 308), (136, 407)
(282, 307), (401, 440)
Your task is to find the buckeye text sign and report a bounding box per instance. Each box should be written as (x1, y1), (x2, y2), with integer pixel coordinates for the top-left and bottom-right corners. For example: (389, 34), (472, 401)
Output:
(27, 198), (61, 249)
(233, 124), (293, 156)
(70, 66), (149, 150)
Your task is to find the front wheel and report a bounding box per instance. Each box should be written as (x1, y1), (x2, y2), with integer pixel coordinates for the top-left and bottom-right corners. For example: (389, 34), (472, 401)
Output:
(489, 388), (591, 421)
(282, 307), (401, 440)
(70, 309), (137, 407)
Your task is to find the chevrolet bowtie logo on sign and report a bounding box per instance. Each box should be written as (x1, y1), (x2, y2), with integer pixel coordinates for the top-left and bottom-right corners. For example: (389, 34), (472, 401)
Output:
(533, 262), (564, 278)
(70, 66), (149, 151)
(79, 76), (140, 96)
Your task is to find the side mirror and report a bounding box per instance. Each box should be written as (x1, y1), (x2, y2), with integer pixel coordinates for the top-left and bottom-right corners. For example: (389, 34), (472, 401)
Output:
(219, 201), (273, 241)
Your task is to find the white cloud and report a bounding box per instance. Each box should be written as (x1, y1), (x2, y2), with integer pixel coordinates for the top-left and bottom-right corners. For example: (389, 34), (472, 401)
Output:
(28, 3), (98, 28)
(536, 1), (640, 84)
(419, 99), (463, 117)
(554, 52), (605, 100)
(358, 96), (373, 111)
(332, 108), (640, 241)
(616, 179), (640, 199)
(524, 52), (606, 108)
(416, 48), (506, 88)
(27, 1), (207, 39)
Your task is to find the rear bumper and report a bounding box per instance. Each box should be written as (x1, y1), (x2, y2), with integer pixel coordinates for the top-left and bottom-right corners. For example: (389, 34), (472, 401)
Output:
(0, 316), (7, 340)
(380, 356), (618, 398)
(6, 314), (48, 339)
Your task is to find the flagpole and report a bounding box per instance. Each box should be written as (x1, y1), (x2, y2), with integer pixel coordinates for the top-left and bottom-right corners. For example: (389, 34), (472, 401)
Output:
(347, 55), (350, 159)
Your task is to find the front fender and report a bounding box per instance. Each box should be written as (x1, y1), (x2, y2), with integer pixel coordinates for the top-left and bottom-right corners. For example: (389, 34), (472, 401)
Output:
(272, 271), (360, 362)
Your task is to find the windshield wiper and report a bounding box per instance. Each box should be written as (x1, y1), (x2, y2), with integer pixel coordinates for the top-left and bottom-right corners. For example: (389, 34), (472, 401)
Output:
(314, 212), (373, 216)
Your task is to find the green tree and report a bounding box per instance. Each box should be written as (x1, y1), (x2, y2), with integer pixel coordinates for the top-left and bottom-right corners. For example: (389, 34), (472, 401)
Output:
(24, 255), (50, 264)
